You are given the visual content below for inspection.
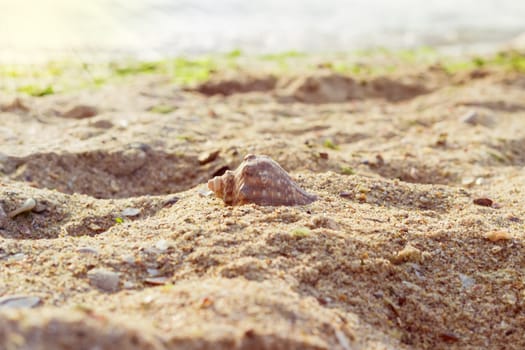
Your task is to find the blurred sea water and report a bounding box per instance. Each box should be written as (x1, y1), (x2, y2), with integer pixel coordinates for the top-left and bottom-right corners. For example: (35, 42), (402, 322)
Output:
(1, 0), (524, 62)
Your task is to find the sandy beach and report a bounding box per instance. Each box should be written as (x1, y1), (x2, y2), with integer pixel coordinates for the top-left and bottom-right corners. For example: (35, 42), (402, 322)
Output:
(0, 51), (524, 349)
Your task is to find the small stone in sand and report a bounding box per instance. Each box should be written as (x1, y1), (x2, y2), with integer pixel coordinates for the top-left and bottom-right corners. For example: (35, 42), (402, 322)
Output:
(439, 332), (461, 343)
(198, 150), (220, 165)
(507, 216), (521, 223)
(335, 329), (353, 350)
(155, 239), (170, 252)
(459, 273), (476, 289)
(473, 197), (493, 207)
(89, 119), (114, 129)
(144, 277), (169, 285)
(0, 205), (8, 228)
(310, 215), (339, 230)
(8, 253), (26, 261)
(198, 188), (214, 197)
(391, 244), (423, 264)
(460, 110), (495, 127)
(163, 196), (180, 207)
(76, 247), (99, 255)
(461, 177), (484, 187)
(87, 268), (120, 292)
(62, 105), (98, 119)
(0, 295), (41, 309)
(147, 268), (161, 277)
(484, 231), (512, 242)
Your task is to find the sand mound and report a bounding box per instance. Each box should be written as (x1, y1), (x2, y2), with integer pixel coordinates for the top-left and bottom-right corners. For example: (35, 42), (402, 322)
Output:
(194, 72), (429, 103)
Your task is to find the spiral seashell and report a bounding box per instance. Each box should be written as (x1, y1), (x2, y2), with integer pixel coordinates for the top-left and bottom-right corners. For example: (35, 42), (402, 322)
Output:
(207, 154), (317, 206)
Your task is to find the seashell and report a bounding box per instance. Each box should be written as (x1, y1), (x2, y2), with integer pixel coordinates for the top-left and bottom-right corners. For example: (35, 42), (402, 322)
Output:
(207, 154), (317, 206)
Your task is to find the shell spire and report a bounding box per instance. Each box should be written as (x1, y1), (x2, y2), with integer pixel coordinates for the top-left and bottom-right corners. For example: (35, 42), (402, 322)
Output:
(207, 154), (317, 206)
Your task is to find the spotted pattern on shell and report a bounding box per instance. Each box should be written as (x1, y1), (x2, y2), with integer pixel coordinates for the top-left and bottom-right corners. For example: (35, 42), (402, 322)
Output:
(207, 154), (317, 206)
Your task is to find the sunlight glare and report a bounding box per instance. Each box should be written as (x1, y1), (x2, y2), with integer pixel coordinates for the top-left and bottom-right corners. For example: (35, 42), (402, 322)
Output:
(0, 0), (138, 52)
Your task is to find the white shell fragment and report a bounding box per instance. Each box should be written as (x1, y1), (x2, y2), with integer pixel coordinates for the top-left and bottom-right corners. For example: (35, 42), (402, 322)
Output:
(8, 198), (36, 218)
(0, 295), (41, 309)
(121, 207), (141, 217)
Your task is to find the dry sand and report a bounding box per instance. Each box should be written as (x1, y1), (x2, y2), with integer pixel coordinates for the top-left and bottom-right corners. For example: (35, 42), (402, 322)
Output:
(0, 58), (524, 349)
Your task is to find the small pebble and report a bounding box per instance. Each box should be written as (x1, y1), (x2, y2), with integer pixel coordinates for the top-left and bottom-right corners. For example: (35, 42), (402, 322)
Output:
(492, 202), (503, 209)
(491, 246), (503, 254)
(62, 105), (98, 119)
(163, 196), (180, 207)
(317, 296), (333, 305)
(0, 204), (8, 228)
(460, 110), (495, 127)
(87, 268), (120, 292)
(89, 119), (114, 129)
(310, 216), (339, 230)
(198, 150), (220, 165)
(408, 263), (424, 280)
(392, 244), (423, 264)
(375, 154), (385, 166)
(508, 216), (521, 223)
(9, 253), (26, 261)
(439, 332), (461, 343)
(144, 277), (169, 285)
(198, 188), (214, 197)
(88, 223), (103, 231)
(121, 255), (136, 265)
(460, 110), (478, 124)
(372, 291), (383, 299)
(335, 329), (353, 350)
(142, 295), (155, 304)
(121, 207), (141, 217)
(502, 293), (517, 305)
(459, 273), (476, 289)
(155, 239), (170, 252)
(402, 281), (423, 291)
(473, 197), (493, 207)
(419, 196), (431, 205)
(76, 247), (99, 255)
(118, 119), (129, 128)
(435, 133), (448, 146)
(123, 281), (136, 289)
(147, 268), (161, 277)
(461, 177), (475, 186)
(409, 167), (419, 180)
(461, 177), (484, 187)
(0, 295), (41, 309)
(485, 231), (512, 242)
